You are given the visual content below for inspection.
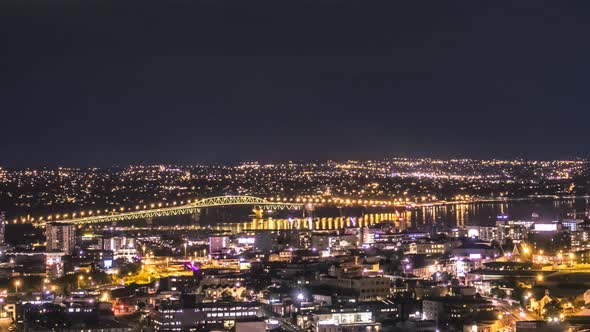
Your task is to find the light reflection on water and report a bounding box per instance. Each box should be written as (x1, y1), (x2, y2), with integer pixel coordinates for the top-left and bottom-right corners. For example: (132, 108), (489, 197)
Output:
(204, 197), (589, 233)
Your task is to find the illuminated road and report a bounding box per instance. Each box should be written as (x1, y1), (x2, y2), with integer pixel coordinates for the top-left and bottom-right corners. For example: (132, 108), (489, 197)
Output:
(490, 298), (541, 331)
(0, 319), (12, 332)
(261, 306), (300, 332)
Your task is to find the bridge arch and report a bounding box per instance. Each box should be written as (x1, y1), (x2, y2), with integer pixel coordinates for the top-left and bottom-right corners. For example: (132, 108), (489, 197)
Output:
(36, 195), (302, 225)
(192, 195), (268, 207)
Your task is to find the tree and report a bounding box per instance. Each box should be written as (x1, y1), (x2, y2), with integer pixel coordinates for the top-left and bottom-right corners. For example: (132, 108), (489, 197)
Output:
(89, 271), (111, 285)
(543, 300), (562, 319)
(117, 260), (141, 278)
(137, 301), (146, 311)
(436, 271), (452, 283)
(510, 284), (524, 305)
(240, 289), (254, 300)
(490, 287), (507, 299)
(221, 290), (235, 302)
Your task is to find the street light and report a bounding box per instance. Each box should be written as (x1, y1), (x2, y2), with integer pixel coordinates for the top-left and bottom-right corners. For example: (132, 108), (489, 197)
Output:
(14, 280), (20, 294)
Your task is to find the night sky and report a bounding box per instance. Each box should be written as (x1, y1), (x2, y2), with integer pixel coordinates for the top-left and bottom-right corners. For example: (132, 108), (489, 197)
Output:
(1, 1), (590, 167)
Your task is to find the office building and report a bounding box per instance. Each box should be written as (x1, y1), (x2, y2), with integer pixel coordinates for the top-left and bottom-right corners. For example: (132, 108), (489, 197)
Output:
(46, 222), (76, 254)
(422, 296), (495, 324)
(296, 310), (380, 332)
(151, 301), (261, 331)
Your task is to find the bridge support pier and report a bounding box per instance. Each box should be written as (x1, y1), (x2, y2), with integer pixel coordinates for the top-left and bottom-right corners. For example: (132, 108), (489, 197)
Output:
(253, 207), (264, 219)
(191, 209), (201, 224)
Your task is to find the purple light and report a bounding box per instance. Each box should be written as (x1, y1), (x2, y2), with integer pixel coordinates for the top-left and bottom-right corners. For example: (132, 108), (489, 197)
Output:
(183, 261), (200, 272)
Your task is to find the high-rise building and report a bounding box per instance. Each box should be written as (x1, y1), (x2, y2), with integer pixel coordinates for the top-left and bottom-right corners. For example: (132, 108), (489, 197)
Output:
(46, 222), (76, 254)
(0, 212), (5, 246)
(209, 236), (228, 255)
(254, 231), (277, 252)
(100, 236), (135, 252)
(100, 236), (137, 262)
(46, 252), (65, 278)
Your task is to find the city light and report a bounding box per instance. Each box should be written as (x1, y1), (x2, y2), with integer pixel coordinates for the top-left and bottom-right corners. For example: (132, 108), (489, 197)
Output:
(0, 160), (587, 331)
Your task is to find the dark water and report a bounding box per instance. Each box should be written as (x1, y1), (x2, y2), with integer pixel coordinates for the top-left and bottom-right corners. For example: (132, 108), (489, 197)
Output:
(76, 197), (590, 234)
(405, 197), (590, 230)
(196, 197), (590, 233)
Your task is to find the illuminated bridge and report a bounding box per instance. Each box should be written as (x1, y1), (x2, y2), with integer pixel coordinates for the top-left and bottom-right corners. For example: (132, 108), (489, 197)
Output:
(16, 195), (475, 226)
(31, 196), (303, 226)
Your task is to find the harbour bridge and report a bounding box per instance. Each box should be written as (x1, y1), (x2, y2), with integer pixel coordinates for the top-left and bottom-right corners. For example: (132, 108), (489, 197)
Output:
(33, 195), (303, 226)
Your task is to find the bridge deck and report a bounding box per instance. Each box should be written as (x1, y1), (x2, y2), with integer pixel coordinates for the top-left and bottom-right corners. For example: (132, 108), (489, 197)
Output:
(36, 196), (303, 225)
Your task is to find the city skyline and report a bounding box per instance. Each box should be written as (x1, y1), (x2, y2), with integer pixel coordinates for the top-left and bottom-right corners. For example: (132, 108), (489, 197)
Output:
(1, 157), (587, 221)
(3, 1), (590, 331)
